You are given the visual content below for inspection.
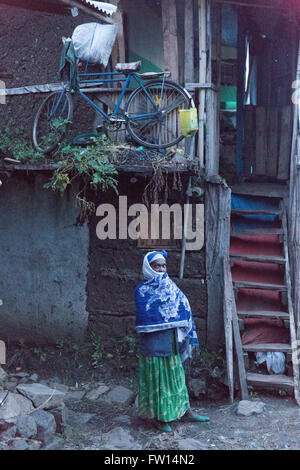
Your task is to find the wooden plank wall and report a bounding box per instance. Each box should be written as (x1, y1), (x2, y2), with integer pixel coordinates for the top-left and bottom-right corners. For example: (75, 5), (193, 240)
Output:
(243, 105), (292, 180)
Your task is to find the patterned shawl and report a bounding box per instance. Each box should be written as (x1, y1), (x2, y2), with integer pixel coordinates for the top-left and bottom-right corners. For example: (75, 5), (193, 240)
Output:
(135, 271), (199, 363)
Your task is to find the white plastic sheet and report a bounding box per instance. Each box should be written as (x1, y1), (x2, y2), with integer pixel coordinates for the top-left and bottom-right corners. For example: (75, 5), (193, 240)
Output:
(72, 22), (118, 67)
(255, 351), (286, 375)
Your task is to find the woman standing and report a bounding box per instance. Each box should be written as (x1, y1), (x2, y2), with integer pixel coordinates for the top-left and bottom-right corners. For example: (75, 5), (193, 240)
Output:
(135, 250), (209, 432)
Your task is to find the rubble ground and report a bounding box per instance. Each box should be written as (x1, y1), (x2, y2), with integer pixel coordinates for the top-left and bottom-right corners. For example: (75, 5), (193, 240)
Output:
(1, 340), (300, 451)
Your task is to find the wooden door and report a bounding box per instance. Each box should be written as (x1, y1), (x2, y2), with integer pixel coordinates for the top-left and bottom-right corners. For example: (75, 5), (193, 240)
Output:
(243, 105), (292, 181)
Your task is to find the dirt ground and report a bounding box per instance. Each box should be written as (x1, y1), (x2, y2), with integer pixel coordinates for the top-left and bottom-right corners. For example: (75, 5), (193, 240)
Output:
(4, 339), (300, 451)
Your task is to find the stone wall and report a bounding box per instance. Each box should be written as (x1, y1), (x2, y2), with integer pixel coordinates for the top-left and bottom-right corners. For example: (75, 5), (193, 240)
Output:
(87, 173), (207, 345)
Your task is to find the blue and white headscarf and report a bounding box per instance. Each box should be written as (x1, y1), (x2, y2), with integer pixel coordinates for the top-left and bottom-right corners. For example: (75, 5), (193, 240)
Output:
(135, 250), (199, 362)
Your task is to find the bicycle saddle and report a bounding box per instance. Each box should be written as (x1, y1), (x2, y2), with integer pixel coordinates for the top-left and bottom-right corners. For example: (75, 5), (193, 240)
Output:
(115, 61), (141, 74)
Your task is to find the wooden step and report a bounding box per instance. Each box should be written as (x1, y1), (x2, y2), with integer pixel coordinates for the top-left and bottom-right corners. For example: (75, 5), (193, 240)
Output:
(237, 310), (290, 320)
(231, 183), (288, 199)
(243, 343), (291, 353)
(231, 209), (281, 216)
(231, 228), (283, 236)
(233, 280), (287, 291)
(230, 253), (286, 264)
(246, 372), (294, 390)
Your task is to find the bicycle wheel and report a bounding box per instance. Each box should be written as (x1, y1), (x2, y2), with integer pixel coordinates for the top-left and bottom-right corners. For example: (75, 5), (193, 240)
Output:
(33, 91), (73, 154)
(125, 80), (191, 149)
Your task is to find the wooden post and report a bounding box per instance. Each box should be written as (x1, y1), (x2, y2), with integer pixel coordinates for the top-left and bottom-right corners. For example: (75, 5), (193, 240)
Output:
(184, 0), (194, 85)
(289, 40), (300, 335)
(236, 8), (246, 176)
(206, 88), (219, 175)
(198, 0), (207, 169)
(289, 45), (300, 340)
(222, 256), (234, 403)
(206, 178), (231, 350)
(205, 0), (220, 176)
(111, 1), (126, 68)
(0, 340), (5, 365)
(161, 0), (179, 83)
(216, 3), (222, 91)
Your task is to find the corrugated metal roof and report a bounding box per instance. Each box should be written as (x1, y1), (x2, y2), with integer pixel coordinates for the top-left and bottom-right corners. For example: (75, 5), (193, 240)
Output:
(80, 1), (117, 15)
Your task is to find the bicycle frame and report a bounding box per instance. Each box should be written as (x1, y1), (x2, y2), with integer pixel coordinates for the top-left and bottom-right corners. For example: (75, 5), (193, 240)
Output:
(52, 70), (165, 123)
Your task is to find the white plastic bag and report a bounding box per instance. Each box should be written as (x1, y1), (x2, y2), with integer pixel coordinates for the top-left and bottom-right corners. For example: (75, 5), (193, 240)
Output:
(72, 22), (118, 67)
(255, 351), (286, 374)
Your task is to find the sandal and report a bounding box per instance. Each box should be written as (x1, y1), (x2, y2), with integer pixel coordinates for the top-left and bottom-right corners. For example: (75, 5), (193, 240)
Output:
(181, 410), (210, 423)
(153, 420), (172, 432)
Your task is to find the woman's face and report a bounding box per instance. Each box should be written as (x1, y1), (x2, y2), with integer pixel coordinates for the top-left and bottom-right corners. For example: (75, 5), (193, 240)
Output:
(150, 258), (167, 273)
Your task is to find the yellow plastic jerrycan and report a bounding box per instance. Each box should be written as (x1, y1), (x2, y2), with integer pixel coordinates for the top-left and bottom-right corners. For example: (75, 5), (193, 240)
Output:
(179, 108), (199, 137)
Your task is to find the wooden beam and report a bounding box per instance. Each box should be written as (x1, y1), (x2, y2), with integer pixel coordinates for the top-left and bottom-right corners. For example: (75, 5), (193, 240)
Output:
(278, 106), (292, 180)
(185, 83), (218, 92)
(0, 340), (5, 365)
(266, 107), (279, 178)
(223, 256), (249, 400)
(184, 0), (194, 85)
(243, 106), (255, 177)
(206, 88), (219, 175)
(289, 41), (300, 334)
(198, 0), (207, 169)
(111, 2), (126, 70)
(161, 0), (179, 83)
(222, 256), (234, 404)
(212, 0), (286, 9)
(255, 107), (267, 175)
(206, 181), (232, 350)
(205, 0), (219, 176)
(216, 3), (222, 91)
(282, 209), (300, 406)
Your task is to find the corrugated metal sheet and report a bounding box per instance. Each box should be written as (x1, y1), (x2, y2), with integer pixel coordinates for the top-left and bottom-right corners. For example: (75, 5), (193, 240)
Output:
(80, 1), (117, 15)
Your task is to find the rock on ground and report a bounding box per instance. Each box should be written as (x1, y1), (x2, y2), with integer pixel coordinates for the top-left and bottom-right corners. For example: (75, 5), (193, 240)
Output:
(48, 382), (69, 393)
(16, 414), (37, 439)
(0, 367), (7, 385)
(103, 386), (135, 407)
(63, 408), (95, 427)
(188, 378), (207, 399)
(42, 437), (64, 450)
(100, 427), (142, 450)
(16, 383), (66, 409)
(177, 438), (210, 450)
(0, 392), (34, 421)
(31, 409), (57, 445)
(85, 385), (110, 401)
(0, 420), (16, 439)
(237, 400), (265, 417)
(65, 390), (85, 402)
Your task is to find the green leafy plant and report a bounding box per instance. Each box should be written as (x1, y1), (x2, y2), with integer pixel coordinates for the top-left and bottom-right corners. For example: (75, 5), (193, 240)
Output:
(0, 127), (119, 222)
(17, 338), (26, 348)
(55, 339), (64, 349)
(32, 347), (43, 357)
(90, 332), (103, 366)
(0, 127), (44, 162)
(43, 135), (118, 221)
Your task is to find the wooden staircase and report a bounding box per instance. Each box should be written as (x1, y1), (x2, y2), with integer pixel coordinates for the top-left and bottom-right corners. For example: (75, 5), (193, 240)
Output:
(223, 189), (300, 405)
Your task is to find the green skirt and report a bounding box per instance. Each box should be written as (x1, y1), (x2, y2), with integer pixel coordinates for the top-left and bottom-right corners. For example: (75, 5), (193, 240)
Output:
(138, 347), (190, 423)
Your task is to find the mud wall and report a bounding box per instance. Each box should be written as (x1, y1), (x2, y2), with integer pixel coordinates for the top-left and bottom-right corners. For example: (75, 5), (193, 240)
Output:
(0, 4), (96, 136)
(87, 173), (208, 345)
